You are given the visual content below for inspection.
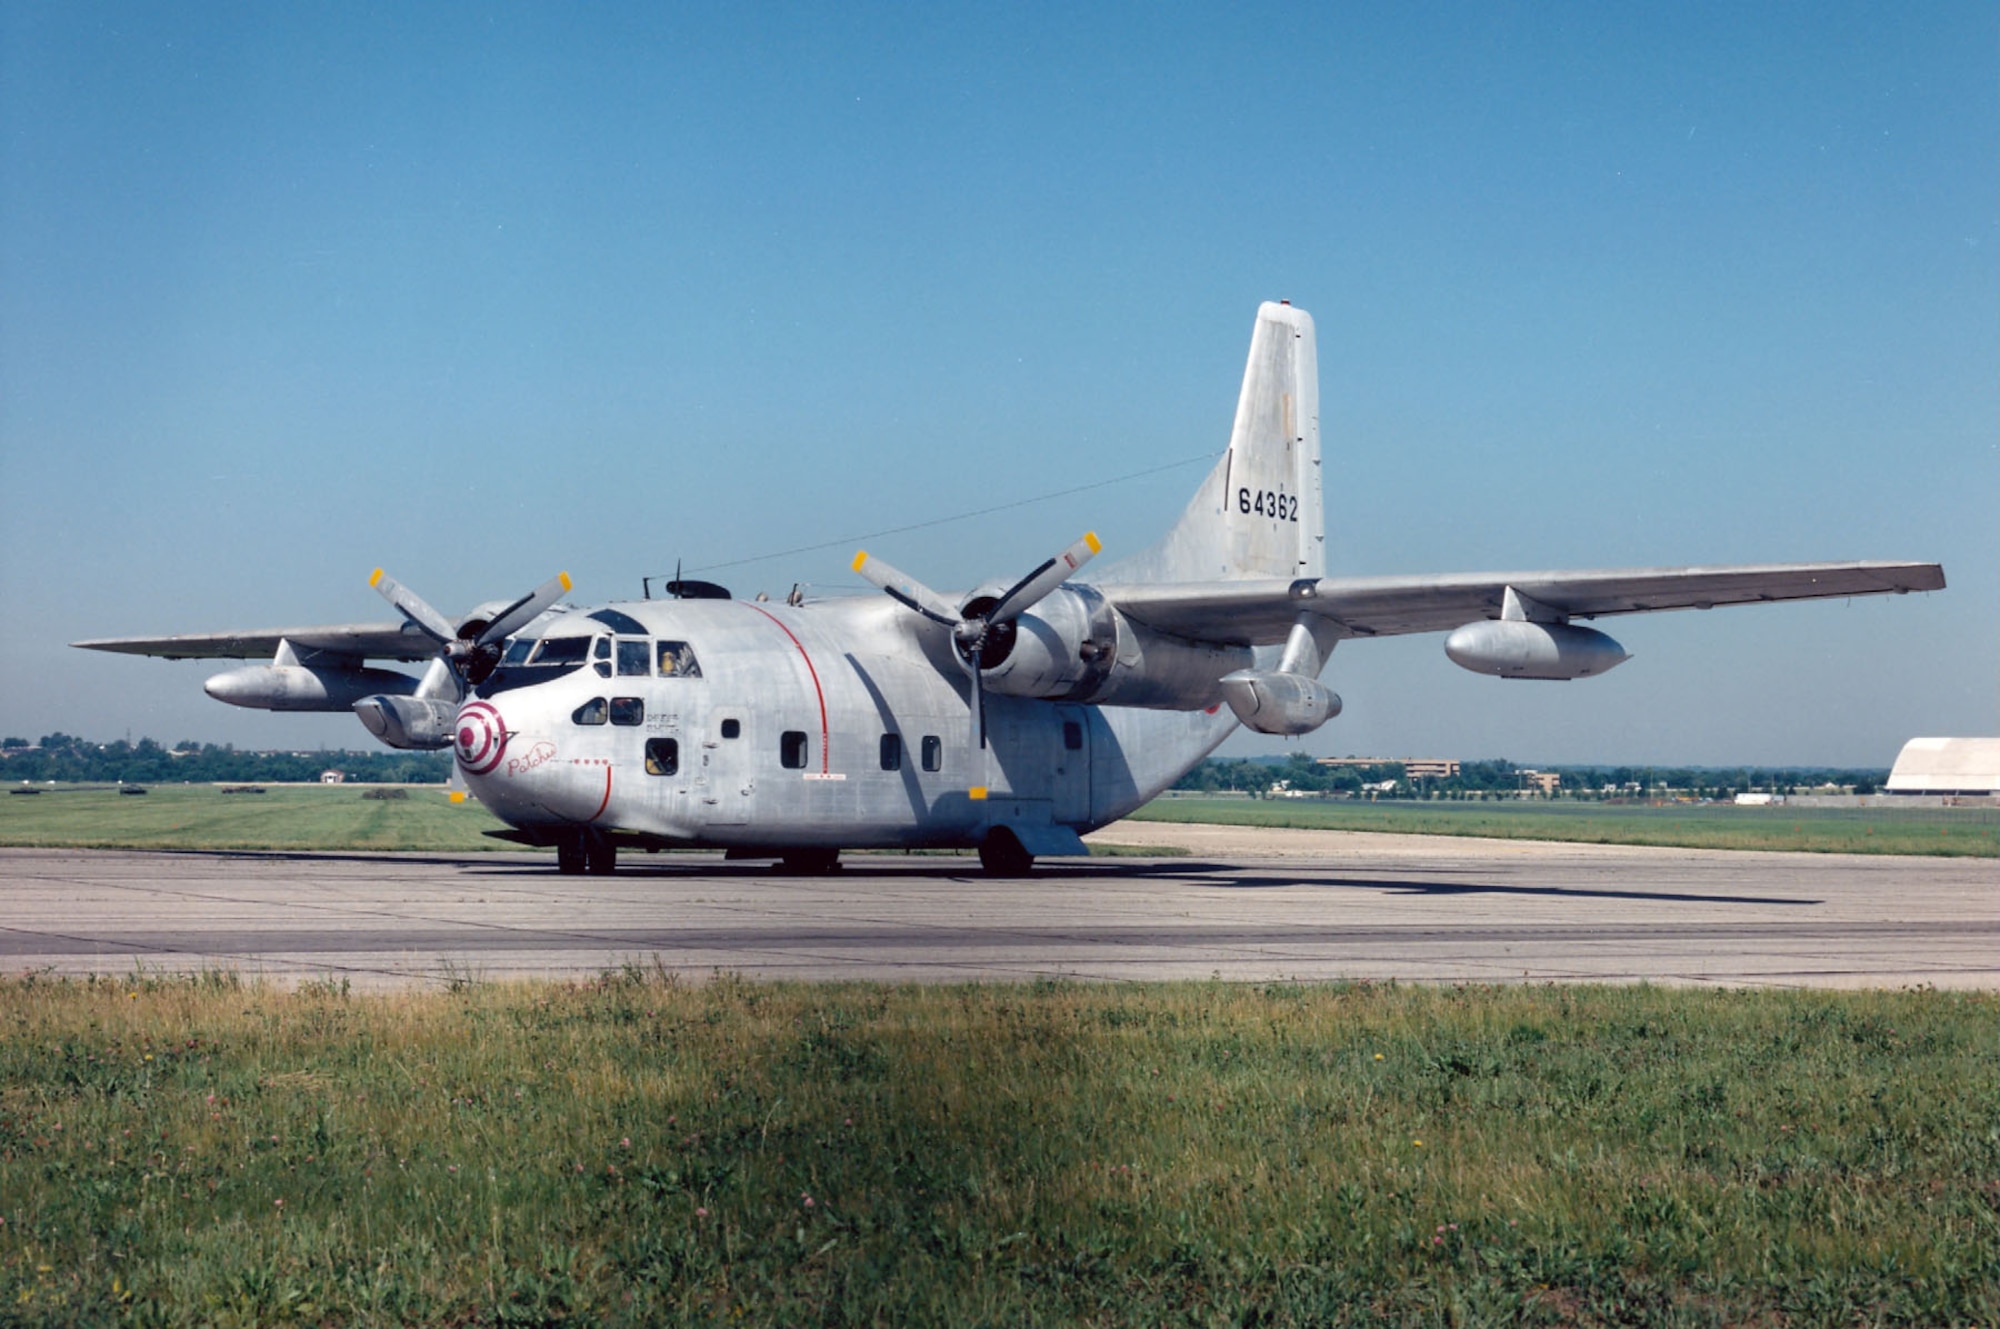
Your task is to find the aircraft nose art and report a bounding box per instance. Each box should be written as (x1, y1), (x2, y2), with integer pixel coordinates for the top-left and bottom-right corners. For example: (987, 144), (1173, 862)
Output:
(453, 697), (612, 825)
(454, 700), (511, 775)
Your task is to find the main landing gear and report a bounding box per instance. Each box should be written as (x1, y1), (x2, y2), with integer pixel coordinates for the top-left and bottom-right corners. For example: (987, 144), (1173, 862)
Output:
(978, 827), (1035, 878)
(556, 832), (617, 875)
(780, 848), (842, 875)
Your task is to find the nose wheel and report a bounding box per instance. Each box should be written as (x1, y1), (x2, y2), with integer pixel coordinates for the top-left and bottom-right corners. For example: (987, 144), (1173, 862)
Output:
(556, 833), (618, 875)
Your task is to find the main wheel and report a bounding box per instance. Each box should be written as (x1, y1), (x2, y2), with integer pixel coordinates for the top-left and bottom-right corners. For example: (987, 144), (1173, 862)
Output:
(556, 835), (587, 875)
(781, 848), (841, 875)
(585, 836), (618, 875)
(978, 828), (1034, 877)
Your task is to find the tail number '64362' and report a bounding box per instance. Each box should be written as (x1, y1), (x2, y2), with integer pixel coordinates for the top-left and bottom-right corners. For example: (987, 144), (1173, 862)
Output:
(1238, 488), (1298, 522)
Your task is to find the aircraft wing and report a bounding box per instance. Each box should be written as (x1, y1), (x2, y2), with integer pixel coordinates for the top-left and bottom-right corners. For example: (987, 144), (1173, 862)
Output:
(1099, 561), (1946, 646)
(72, 621), (440, 662)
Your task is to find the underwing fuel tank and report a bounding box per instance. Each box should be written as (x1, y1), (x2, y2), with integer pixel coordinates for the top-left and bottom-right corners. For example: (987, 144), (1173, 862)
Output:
(351, 695), (457, 750)
(1443, 620), (1630, 680)
(203, 664), (418, 712)
(1218, 669), (1341, 735)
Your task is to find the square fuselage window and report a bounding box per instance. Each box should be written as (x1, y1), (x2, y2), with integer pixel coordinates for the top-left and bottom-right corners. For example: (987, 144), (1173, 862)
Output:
(616, 639), (651, 676)
(721, 718), (741, 739)
(921, 735), (942, 772)
(780, 731), (809, 769)
(572, 698), (607, 726)
(879, 733), (902, 771)
(609, 697), (644, 726)
(1063, 720), (1083, 751)
(645, 738), (679, 776)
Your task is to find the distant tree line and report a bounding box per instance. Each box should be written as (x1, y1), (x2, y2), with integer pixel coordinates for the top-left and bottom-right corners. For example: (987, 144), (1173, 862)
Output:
(1171, 755), (1887, 799)
(0, 734), (451, 785)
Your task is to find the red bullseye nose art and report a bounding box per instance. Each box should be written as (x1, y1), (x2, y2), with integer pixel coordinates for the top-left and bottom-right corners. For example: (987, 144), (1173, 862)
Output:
(454, 701), (509, 775)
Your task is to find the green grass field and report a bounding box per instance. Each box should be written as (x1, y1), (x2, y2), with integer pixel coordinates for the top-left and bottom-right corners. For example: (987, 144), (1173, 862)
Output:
(1136, 796), (1999, 857)
(1, 976), (1991, 1327)
(3, 783), (1993, 858)
(0, 784), (511, 853)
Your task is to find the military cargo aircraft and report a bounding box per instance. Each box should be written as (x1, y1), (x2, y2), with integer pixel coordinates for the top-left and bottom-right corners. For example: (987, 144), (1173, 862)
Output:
(77, 303), (1944, 875)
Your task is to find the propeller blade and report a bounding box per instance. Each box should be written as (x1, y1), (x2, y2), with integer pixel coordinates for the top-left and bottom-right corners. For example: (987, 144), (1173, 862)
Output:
(370, 568), (456, 645)
(474, 572), (573, 647)
(985, 531), (1102, 624)
(852, 551), (960, 627)
(967, 627), (988, 751)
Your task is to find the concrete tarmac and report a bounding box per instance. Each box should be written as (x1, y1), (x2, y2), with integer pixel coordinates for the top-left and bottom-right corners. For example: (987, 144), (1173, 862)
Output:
(0, 825), (1991, 990)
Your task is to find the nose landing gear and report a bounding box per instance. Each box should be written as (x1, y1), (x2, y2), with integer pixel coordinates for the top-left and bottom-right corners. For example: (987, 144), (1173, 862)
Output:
(555, 832), (618, 875)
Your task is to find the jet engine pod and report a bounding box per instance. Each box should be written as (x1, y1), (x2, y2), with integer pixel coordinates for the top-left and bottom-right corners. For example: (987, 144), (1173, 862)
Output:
(203, 664), (418, 712)
(1443, 620), (1629, 680)
(1219, 669), (1341, 736)
(352, 695), (458, 750)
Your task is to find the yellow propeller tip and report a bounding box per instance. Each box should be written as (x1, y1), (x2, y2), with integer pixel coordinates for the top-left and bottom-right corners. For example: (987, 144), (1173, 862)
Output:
(852, 551), (869, 572)
(368, 568), (384, 587)
(448, 791), (466, 804)
(1084, 532), (1102, 554)
(558, 572), (573, 592)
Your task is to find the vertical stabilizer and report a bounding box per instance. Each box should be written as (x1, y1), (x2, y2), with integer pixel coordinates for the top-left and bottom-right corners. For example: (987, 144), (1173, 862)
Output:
(1098, 302), (1324, 584)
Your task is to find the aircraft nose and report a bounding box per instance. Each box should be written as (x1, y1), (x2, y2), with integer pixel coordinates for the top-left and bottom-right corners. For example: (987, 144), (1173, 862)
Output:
(453, 699), (511, 775)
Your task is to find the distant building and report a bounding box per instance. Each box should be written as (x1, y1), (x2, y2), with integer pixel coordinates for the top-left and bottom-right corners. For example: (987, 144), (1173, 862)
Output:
(319, 770), (346, 784)
(1885, 738), (2000, 795)
(1517, 769), (1561, 796)
(1318, 757), (1461, 780)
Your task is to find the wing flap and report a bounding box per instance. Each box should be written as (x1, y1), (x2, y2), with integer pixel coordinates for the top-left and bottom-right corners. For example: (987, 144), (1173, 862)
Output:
(1102, 561), (1945, 645)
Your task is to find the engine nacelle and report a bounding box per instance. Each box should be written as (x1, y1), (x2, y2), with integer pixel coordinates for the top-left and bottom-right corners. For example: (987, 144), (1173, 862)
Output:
(1443, 620), (1629, 680)
(352, 695), (457, 750)
(977, 586), (1253, 709)
(203, 664), (419, 712)
(1219, 669), (1342, 735)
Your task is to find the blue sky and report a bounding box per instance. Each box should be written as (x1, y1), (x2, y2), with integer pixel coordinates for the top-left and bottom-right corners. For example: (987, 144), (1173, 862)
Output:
(3, 2), (1993, 765)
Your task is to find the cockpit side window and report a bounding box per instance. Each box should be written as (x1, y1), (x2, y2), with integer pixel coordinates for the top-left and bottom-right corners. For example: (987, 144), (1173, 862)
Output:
(616, 639), (650, 676)
(656, 640), (703, 678)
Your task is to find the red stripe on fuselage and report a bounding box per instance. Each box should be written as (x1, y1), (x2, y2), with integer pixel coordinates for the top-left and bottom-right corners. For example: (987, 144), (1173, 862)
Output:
(742, 603), (830, 774)
(588, 763), (612, 821)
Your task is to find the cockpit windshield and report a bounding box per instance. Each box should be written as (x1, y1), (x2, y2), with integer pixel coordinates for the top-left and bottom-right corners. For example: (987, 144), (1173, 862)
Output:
(478, 633), (596, 696)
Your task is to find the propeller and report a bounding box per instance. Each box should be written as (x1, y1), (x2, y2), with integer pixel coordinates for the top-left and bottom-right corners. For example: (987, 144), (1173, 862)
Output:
(370, 568), (573, 687)
(853, 532), (1101, 761)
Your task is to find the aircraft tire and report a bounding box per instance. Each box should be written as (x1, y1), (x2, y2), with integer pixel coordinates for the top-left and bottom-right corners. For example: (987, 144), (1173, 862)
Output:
(585, 836), (618, 875)
(556, 836), (587, 875)
(978, 829), (1034, 878)
(781, 848), (841, 875)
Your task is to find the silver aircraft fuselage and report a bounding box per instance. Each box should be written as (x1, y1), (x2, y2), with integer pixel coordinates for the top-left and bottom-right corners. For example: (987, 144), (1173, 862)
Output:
(457, 594), (1233, 852)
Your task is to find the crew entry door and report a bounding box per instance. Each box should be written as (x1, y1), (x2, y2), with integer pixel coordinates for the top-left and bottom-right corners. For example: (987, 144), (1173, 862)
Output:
(695, 713), (752, 825)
